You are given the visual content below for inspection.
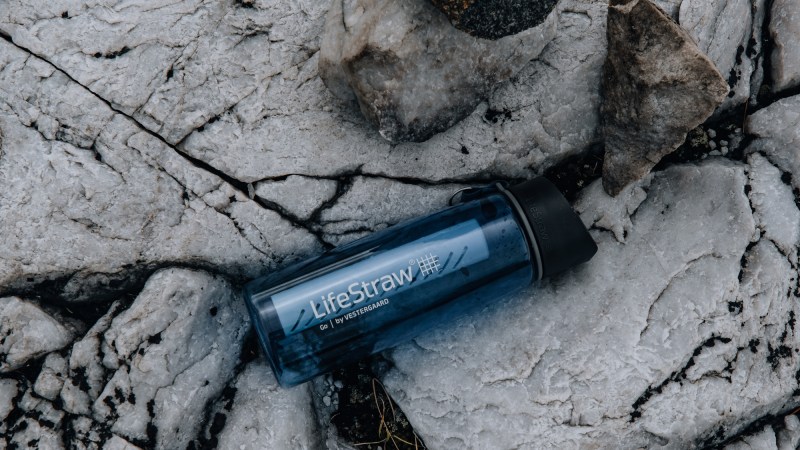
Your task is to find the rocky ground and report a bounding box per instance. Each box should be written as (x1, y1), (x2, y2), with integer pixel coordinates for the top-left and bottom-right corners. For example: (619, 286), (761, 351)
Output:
(1, 0), (800, 449)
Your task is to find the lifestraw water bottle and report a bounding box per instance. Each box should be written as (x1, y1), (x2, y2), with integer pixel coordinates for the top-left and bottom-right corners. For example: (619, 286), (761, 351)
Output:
(243, 177), (597, 386)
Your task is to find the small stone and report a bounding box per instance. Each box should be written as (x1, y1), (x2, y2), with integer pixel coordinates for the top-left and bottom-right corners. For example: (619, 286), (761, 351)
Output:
(0, 297), (78, 372)
(429, 0), (558, 39)
(601, 0), (729, 195)
(720, 140), (728, 146)
(334, 380), (343, 389)
(707, 128), (717, 138)
(319, 0), (556, 142)
(721, 146), (729, 155)
(709, 150), (721, 156)
(770, 0), (800, 92)
(323, 395), (331, 406)
(34, 353), (68, 401)
(709, 140), (717, 150)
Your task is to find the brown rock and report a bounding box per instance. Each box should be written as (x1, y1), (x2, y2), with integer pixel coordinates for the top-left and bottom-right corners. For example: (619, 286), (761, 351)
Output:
(601, 0), (729, 195)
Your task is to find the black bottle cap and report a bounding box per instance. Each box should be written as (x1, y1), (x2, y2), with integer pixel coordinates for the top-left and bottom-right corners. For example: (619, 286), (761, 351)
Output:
(504, 178), (598, 279)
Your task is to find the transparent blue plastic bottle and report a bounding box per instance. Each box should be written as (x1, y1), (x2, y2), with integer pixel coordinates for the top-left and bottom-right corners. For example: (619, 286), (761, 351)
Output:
(243, 178), (596, 387)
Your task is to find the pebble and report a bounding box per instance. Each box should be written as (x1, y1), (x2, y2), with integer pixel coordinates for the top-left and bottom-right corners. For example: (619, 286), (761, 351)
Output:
(707, 128), (717, 138)
(323, 395), (331, 407)
(709, 140), (717, 149)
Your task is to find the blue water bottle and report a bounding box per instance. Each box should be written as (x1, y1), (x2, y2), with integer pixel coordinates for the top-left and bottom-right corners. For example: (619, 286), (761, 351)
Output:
(243, 177), (597, 387)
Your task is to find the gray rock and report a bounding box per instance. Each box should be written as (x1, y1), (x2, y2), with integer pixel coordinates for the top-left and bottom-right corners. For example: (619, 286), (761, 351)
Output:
(0, 0), (609, 185)
(745, 94), (800, 185)
(92, 268), (249, 449)
(724, 414), (800, 450)
(601, 0), (729, 195)
(770, 0), (800, 92)
(0, 38), (320, 301)
(103, 435), (143, 450)
(214, 359), (321, 449)
(0, 296), (78, 372)
(382, 160), (800, 448)
(1, 268), (293, 449)
(0, 378), (17, 424)
(679, 0), (764, 111)
(254, 175), (339, 221)
(319, 0), (556, 142)
(34, 352), (68, 401)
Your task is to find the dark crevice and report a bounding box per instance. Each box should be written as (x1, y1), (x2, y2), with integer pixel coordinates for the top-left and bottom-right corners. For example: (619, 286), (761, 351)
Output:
(630, 336), (733, 422)
(0, 31), (324, 247)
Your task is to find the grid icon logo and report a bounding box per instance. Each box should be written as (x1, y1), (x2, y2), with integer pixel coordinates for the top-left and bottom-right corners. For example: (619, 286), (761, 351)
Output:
(416, 253), (440, 276)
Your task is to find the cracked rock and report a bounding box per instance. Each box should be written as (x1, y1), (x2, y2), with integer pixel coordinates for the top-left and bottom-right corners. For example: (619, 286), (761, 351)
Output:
(0, 38), (319, 300)
(429, 0), (558, 39)
(0, 296), (78, 372)
(381, 160), (800, 448)
(213, 359), (321, 449)
(318, 176), (462, 245)
(769, 0), (800, 93)
(745, 94), (800, 186)
(601, 0), (729, 195)
(724, 415), (800, 450)
(678, 0), (765, 110)
(2, 268), (255, 449)
(0, 0), (612, 184)
(254, 175), (338, 221)
(319, 0), (557, 142)
(92, 268), (248, 448)
(0, 378), (17, 425)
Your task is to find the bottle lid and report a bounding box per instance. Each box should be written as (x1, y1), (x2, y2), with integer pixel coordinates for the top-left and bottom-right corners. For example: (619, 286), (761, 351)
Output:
(502, 178), (597, 279)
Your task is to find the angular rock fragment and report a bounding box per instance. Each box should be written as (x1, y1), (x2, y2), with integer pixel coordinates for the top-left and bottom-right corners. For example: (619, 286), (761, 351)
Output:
(91, 269), (248, 449)
(770, 0), (800, 93)
(0, 296), (78, 372)
(319, 0), (556, 142)
(601, 0), (729, 195)
(430, 0), (558, 39)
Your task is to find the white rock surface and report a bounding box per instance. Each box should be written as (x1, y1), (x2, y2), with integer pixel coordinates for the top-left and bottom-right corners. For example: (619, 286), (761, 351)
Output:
(0, 268), (319, 450)
(770, 0), (800, 92)
(91, 268), (248, 448)
(679, 0), (764, 110)
(0, 378), (18, 424)
(213, 359), (321, 449)
(383, 160), (800, 448)
(255, 175), (339, 221)
(0, 0), (798, 448)
(0, 38), (320, 300)
(724, 415), (800, 450)
(0, 0), (610, 184)
(746, 95), (800, 187)
(0, 296), (77, 372)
